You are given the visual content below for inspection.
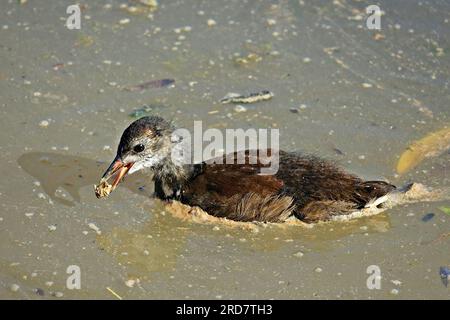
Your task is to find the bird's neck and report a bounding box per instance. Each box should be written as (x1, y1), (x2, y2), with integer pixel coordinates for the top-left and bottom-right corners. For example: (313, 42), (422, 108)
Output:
(152, 156), (199, 199)
(153, 156), (190, 181)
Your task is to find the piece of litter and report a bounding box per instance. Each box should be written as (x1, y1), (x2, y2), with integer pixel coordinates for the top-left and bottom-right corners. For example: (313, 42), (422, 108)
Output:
(220, 90), (273, 104)
(439, 266), (450, 287)
(39, 120), (49, 128)
(10, 284), (20, 292)
(234, 105), (247, 113)
(35, 288), (45, 296)
(421, 213), (435, 222)
(390, 289), (399, 295)
(106, 287), (123, 300)
(88, 223), (101, 235)
(125, 279), (136, 287)
(391, 280), (402, 286)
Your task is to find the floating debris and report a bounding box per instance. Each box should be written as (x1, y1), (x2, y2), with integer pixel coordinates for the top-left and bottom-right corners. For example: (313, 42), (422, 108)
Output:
(137, 0), (158, 9)
(390, 288), (399, 295)
(266, 18), (276, 26)
(333, 148), (345, 156)
(125, 279), (136, 287)
(52, 63), (65, 71)
(119, 18), (131, 25)
(373, 33), (385, 41)
(128, 105), (159, 118)
(106, 287), (123, 300)
(234, 105), (247, 113)
(207, 19), (217, 27)
(391, 280), (402, 286)
(220, 90), (274, 104)
(234, 53), (262, 66)
(35, 288), (45, 296)
(421, 213), (435, 222)
(10, 284), (20, 292)
(123, 0), (158, 15)
(124, 78), (175, 92)
(88, 222), (101, 235)
(396, 126), (450, 174)
(39, 120), (49, 128)
(440, 266), (450, 287)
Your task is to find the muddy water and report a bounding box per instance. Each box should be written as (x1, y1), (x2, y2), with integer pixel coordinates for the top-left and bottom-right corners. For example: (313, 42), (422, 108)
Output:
(1, 0), (449, 299)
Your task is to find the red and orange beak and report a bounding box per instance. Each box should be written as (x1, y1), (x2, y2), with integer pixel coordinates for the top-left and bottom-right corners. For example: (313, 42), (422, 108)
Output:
(101, 156), (134, 189)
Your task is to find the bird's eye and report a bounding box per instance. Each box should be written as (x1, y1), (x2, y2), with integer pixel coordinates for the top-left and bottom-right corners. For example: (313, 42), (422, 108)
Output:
(133, 144), (145, 153)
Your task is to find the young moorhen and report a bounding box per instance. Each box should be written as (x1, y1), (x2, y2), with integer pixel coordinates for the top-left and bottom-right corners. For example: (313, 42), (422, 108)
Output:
(95, 116), (396, 223)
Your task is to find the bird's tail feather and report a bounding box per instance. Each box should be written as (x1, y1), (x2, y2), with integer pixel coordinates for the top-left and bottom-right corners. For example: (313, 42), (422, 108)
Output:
(332, 182), (449, 222)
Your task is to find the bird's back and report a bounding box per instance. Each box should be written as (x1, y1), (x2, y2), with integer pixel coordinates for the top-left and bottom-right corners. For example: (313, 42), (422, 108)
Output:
(180, 150), (395, 223)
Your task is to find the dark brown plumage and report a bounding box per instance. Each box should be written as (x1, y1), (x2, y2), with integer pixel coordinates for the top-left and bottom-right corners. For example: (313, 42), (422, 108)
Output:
(180, 150), (395, 223)
(97, 116), (396, 223)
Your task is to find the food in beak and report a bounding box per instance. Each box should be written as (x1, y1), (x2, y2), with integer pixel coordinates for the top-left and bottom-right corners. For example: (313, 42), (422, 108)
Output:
(94, 180), (113, 198)
(94, 158), (133, 199)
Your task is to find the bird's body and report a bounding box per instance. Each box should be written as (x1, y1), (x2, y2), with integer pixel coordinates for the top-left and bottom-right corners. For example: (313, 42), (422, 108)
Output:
(153, 149), (395, 223)
(96, 116), (396, 223)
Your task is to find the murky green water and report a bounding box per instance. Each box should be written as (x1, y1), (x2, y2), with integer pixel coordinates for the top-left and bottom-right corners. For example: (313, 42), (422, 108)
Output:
(0, 0), (449, 299)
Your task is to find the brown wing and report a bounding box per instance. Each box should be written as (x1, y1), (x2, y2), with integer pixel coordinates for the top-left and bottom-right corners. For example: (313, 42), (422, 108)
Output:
(182, 150), (292, 221)
(275, 152), (396, 211)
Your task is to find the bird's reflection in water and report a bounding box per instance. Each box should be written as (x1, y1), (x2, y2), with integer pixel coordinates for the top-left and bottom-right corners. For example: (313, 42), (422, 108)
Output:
(17, 152), (149, 206)
(18, 152), (392, 281)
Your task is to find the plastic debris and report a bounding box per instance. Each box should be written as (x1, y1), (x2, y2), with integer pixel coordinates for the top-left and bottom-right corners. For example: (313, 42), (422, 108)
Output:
(421, 213), (435, 222)
(396, 126), (450, 174)
(220, 90), (274, 104)
(128, 105), (156, 118)
(439, 266), (450, 287)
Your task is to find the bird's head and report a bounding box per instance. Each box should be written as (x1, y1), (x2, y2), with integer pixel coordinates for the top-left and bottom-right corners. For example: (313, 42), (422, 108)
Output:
(96, 116), (174, 196)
